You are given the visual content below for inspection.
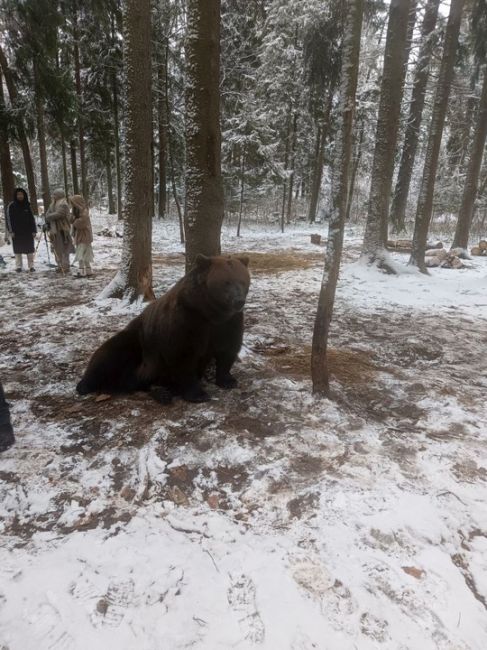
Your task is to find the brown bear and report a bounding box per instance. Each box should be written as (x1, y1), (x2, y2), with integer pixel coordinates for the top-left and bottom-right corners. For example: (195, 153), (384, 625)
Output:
(76, 254), (250, 403)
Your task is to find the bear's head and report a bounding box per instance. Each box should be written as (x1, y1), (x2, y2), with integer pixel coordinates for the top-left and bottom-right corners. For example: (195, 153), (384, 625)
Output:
(194, 254), (250, 319)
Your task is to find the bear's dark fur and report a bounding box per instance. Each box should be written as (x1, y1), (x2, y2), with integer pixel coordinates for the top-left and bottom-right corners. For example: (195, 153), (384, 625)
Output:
(77, 254), (250, 402)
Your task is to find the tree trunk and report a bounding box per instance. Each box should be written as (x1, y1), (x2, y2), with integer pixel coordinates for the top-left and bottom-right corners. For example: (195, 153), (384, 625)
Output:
(308, 91), (334, 223)
(0, 44), (39, 215)
(390, 0), (440, 233)
(236, 149), (245, 237)
(106, 147), (116, 214)
(362, 0), (413, 269)
(312, 0), (363, 395)
(281, 112), (291, 233)
(73, 4), (88, 200)
(165, 42), (184, 244)
(33, 61), (51, 212)
(285, 112), (298, 224)
(345, 125), (365, 221)
(0, 68), (15, 218)
(409, 0), (465, 272)
(102, 0), (154, 302)
(184, 0), (224, 271)
(60, 131), (69, 199)
(112, 70), (123, 221)
(70, 141), (79, 195)
(157, 47), (167, 219)
(452, 67), (487, 250)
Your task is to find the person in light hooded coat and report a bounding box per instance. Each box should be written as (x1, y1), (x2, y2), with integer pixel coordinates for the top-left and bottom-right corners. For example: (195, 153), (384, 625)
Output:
(69, 194), (94, 277)
(45, 188), (74, 273)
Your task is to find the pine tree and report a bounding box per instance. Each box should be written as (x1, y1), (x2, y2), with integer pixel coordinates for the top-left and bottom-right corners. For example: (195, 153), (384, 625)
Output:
(312, 0), (363, 395)
(184, 0), (224, 270)
(102, 0), (154, 301)
(362, 0), (413, 270)
(410, 0), (465, 272)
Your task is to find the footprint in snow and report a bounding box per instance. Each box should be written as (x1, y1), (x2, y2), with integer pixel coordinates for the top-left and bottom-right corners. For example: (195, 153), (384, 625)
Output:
(227, 573), (265, 644)
(27, 600), (76, 650)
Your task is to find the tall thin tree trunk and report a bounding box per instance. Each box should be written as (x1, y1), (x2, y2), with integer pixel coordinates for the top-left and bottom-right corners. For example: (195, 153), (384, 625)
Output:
(390, 0), (440, 233)
(312, 0), (363, 395)
(60, 131), (69, 198)
(280, 112), (291, 233)
(106, 147), (116, 214)
(157, 46), (167, 219)
(103, 0), (154, 302)
(345, 125), (365, 221)
(410, 0), (465, 272)
(236, 150), (245, 237)
(165, 43), (184, 244)
(362, 0), (413, 268)
(452, 67), (487, 250)
(33, 61), (51, 211)
(70, 141), (79, 194)
(0, 68), (15, 217)
(0, 45), (38, 214)
(285, 112), (298, 224)
(184, 0), (224, 271)
(112, 71), (123, 220)
(308, 91), (334, 223)
(73, 4), (88, 199)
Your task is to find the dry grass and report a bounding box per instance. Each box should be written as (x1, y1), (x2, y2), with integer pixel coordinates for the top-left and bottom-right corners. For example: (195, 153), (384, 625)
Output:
(252, 341), (378, 386)
(243, 250), (322, 274)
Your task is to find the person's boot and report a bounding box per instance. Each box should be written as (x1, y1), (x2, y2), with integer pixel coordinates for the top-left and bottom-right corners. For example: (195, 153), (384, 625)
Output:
(0, 382), (15, 452)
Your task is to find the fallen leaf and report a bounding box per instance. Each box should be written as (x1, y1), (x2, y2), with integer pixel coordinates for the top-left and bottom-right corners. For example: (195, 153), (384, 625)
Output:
(402, 566), (425, 579)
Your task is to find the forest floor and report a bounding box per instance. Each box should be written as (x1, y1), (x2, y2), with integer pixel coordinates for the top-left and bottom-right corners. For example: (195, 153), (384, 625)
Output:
(1, 215), (487, 650)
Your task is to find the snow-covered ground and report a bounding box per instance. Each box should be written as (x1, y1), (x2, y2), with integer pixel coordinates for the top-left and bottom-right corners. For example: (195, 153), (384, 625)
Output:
(1, 215), (487, 649)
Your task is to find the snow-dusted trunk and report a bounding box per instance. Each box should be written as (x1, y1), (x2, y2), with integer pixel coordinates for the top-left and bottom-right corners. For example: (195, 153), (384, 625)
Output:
(452, 67), (487, 250)
(410, 0), (464, 272)
(102, 0), (154, 302)
(184, 0), (224, 271)
(362, 0), (413, 268)
(33, 61), (51, 212)
(285, 112), (298, 224)
(165, 47), (184, 244)
(112, 70), (123, 221)
(0, 45), (38, 215)
(390, 0), (440, 233)
(236, 150), (245, 237)
(70, 141), (79, 195)
(73, 6), (87, 201)
(157, 42), (167, 220)
(311, 0), (363, 395)
(106, 148), (116, 215)
(280, 112), (291, 233)
(60, 132), (69, 199)
(308, 92), (334, 223)
(0, 69), (14, 216)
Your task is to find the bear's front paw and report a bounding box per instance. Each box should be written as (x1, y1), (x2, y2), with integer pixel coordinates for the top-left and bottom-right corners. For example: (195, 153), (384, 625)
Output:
(182, 386), (211, 403)
(216, 373), (238, 389)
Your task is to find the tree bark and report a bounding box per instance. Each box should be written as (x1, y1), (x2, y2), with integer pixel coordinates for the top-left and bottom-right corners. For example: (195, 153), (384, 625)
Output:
(362, 0), (413, 268)
(70, 141), (79, 195)
(106, 147), (116, 214)
(0, 68), (15, 217)
(280, 112), (291, 233)
(285, 112), (298, 224)
(157, 44), (167, 219)
(73, 3), (88, 200)
(311, 0), (363, 395)
(184, 0), (224, 271)
(452, 66), (487, 250)
(308, 91), (334, 223)
(112, 70), (123, 221)
(165, 42), (184, 244)
(0, 44), (39, 215)
(390, 0), (440, 233)
(236, 149), (245, 237)
(33, 61), (51, 211)
(102, 0), (154, 302)
(60, 131), (69, 199)
(409, 0), (465, 272)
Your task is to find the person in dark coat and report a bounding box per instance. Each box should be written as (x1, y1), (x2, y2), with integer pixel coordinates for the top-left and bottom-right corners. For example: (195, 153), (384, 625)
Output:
(0, 380), (15, 452)
(6, 187), (37, 272)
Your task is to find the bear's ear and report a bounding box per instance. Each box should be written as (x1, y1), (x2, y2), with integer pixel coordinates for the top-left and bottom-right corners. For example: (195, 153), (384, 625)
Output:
(237, 256), (249, 268)
(195, 254), (212, 270)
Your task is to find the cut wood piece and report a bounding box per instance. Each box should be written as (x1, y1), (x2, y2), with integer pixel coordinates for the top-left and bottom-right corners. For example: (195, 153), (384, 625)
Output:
(425, 248), (447, 259)
(470, 246), (481, 256)
(450, 247), (469, 259)
(479, 240), (487, 250)
(449, 256), (465, 269)
(425, 256), (442, 267)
